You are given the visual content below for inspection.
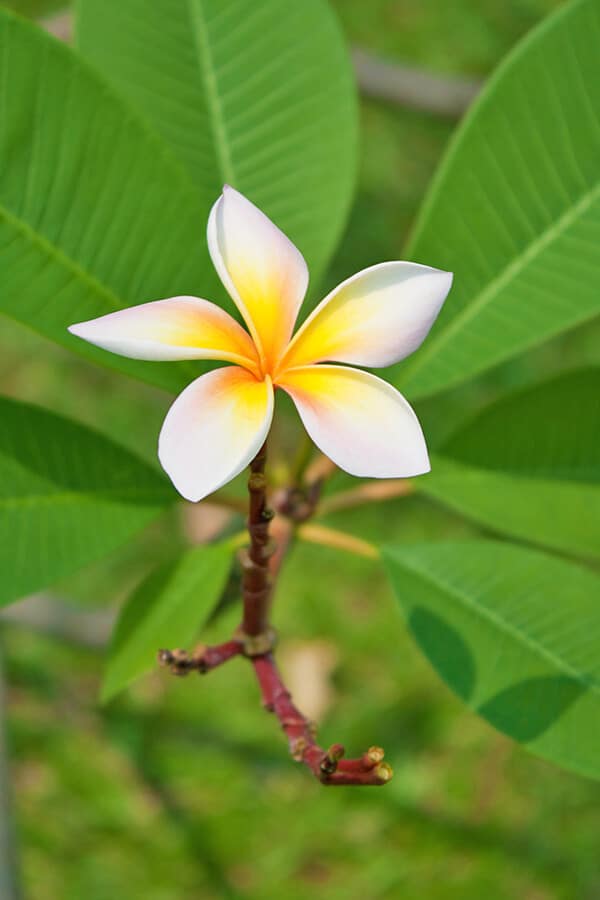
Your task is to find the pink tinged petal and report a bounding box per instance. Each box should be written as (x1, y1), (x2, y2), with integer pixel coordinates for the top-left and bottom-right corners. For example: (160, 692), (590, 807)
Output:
(158, 366), (274, 502)
(207, 185), (308, 370)
(280, 262), (453, 371)
(68, 296), (260, 374)
(277, 365), (429, 478)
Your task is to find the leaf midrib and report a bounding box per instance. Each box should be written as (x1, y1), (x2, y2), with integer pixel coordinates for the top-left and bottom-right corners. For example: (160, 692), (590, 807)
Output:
(0, 196), (199, 392)
(386, 548), (600, 699)
(403, 147), (600, 396)
(186, 0), (235, 184)
(3, 7), (210, 319)
(0, 200), (124, 311)
(1, 10), (215, 389)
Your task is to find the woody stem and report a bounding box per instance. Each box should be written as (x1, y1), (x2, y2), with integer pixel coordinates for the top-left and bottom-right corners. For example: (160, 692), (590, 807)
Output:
(240, 441), (274, 638)
(251, 652), (392, 785)
(159, 440), (393, 786)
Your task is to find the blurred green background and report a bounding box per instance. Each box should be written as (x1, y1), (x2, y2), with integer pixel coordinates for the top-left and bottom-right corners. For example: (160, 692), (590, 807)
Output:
(2, 1), (600, 898)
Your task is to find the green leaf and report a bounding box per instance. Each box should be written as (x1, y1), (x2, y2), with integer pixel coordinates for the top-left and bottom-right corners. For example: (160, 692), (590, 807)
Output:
(102, 542), (233, 702)
(396, 0), (600, 400)
(383, 540), (600, 780)
(0, 395), (173, 607)
(419, 369), (600, 559)
(75, 0), (358, 288)
(422, 457), (600, 561)
(0, 9), (219, 393)
(440, 368), (600, 482)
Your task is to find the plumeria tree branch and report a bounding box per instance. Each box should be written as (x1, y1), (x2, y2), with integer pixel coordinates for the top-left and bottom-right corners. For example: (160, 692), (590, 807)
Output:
(160, 441), (393, 786)
(251, 652), (392, 785)
(238, 442), (277, 644)
(158, 640), (243, 675)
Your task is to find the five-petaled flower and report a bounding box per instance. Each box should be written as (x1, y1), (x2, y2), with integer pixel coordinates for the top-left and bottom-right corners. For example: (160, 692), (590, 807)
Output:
(69, 187), (453, 502)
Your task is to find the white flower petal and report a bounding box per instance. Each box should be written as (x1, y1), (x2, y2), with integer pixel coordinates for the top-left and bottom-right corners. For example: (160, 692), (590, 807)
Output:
(207, 185), (308, 368)
(280, 262), (452, 370)
(68, 296), (259, 372)
(277, 364), (429, 478)
(159, 367), (273, 502)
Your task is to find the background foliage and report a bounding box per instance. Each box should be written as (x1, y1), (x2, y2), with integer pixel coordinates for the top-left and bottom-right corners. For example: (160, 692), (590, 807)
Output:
(1, 0), (600, 898)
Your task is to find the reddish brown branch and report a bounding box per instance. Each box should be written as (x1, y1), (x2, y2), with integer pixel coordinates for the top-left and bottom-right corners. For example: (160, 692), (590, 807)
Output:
(159, 440), (392, 787)
(158, 640), (243, 675)
(240, 442), (274, 637)
(252, 653), (392, 785)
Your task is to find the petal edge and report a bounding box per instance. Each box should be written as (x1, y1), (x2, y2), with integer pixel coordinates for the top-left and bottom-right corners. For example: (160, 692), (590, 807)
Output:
(278, 365), (430, 478)
(69, 296), (259, 373)
(159, 367), (273, 502)
(280, 262), (452, 371)
(207, 186), (308, 369)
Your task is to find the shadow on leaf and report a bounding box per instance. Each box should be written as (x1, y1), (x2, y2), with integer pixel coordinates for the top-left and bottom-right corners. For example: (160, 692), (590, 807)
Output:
(409, 606), (476, 702)
(478, 676), (585, 742)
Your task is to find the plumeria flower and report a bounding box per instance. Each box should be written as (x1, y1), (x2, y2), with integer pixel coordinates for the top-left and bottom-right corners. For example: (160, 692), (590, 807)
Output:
(69, 187), (452, 502)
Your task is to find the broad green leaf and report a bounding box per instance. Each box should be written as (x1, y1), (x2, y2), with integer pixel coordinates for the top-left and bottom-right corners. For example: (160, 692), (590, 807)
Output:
(422, 456), (600, 561)
(75, 0), (358, 288)
(0, 9), (219, 393)
(419, 369), (600, 558)
(395, 0), (600, 400)
(0, 395), (173, 607)
(440, 368), (600, 482)
(383, 540), (600, 780)
(102, 542), (233, 702)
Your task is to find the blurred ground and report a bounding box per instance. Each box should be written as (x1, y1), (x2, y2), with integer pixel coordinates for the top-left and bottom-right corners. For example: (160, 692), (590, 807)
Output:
(2, 1), (600, 898)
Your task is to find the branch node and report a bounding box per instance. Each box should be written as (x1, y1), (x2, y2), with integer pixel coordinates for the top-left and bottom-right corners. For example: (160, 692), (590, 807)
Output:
(233, 626), (278, 657)
(238, 544), (276, 570)
(248, 472), (267, 492)
(290, 736), (308, 761)
(320, 743), (345, 774)
(255, 538), (277, 561)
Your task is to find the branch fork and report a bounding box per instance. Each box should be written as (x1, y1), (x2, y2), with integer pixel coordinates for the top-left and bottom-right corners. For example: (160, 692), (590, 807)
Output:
(159, 442), (392, 787)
